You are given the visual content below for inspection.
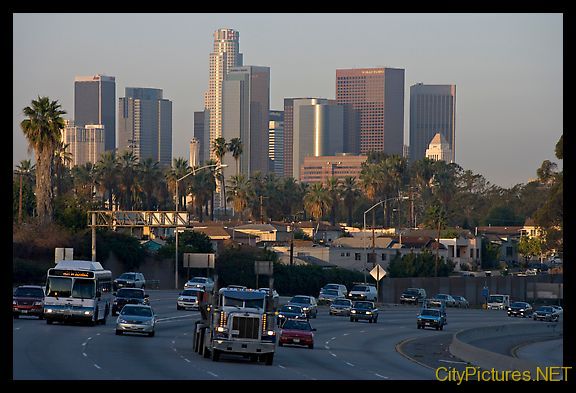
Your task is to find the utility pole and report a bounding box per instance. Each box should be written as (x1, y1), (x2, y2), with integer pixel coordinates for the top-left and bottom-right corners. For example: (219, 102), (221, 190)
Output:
(18, 172), (23, 224)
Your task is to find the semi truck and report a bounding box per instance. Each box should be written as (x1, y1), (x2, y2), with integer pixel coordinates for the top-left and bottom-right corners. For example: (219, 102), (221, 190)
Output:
(193, 286), (277, 365)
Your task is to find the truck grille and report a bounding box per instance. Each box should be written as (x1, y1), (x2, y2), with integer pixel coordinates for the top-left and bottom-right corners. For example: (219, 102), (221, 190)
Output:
(232, 316), (260, 339)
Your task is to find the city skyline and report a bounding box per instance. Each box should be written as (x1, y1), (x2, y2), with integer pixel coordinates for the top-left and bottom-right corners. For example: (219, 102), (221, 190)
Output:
(13, 13), (563, 188)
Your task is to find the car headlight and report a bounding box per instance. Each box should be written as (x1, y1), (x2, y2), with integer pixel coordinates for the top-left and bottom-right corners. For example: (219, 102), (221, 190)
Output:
(13, 300), (16, 305)
(178, 297), (184, 301)
(84, 310), (92, 315)
(45, 308), (53, 313)
(278, 314), (285, 318)
(519, 309), (524, 312)
(143, 319), (154, 326)
(417, 318), (422, 322)
(351, 310), (356, 314)
(119, 319), (128, 323)
(366, 311), (372, 314)
(302, 307), (309, 311)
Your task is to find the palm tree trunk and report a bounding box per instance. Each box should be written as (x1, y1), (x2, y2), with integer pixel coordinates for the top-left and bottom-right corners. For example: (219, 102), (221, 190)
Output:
(35, 147), (54, 224)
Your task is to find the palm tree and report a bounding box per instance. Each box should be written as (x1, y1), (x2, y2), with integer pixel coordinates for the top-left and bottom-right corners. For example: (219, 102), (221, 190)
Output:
(424, 203), (447, 277)
(20, 96), (66, 223)
(339, 176), (361, 226)
(95, 151), (118, 210)
(138, 158), (161, 210)
(325, 177), (340, 226)
(227, 173), (252, 221)
(167, 157), (189, 210)
(303, 183), (331, 241)
(53, 141), (73, 197)
(71, 162), (96, 206)
(117, 151), (139, 210)
(15, 159), (36, 223)
(228, 137), (243, 176)
(212, 137), (228, 217)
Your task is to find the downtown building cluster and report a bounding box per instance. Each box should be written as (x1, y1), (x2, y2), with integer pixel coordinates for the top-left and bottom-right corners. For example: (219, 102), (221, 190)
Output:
(64, 27), (456, 188)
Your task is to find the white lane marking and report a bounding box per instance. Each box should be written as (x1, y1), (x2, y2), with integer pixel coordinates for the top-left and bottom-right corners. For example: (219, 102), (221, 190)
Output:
(330, 353), (337, 357)
(207, 371), (219, 378)
(345, 362), (355, 367)
(96, 333), (101, 336)
(359, 330), (366, 333)
(82, 342), (87, 346)
(343, 333), (349, 336)
(439, 359), (468, 364)
(325, 341), (330, 345)
(94, 364), (101, 369)
(172, 340), (176, 345)
(172, 348), (177, 352)
(278, 365), (286, 369)
(87, 337), (93, 340)
(374, 373), (388, 379)
(331, 336), (336, 340)
(82, 353), (87, 357)
(325, 345), (330, 350)
(184, 358), (191, 363)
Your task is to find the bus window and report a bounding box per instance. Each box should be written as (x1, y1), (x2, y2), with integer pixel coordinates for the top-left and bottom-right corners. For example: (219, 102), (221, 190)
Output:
(47, 277), (72, 297)
(72, 279), (95, 299)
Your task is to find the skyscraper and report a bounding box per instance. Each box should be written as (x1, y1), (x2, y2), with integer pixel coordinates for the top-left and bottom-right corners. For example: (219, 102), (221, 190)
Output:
(74, 75), (116, 152)
(194, 111), (205, 164)
(222, 65), (270, 178)
(61, 120), (105, 168)
(336, 68), (405, 156)
(190, 137), (200, 168)
(269, 110), (284, 176)
(409, 83), (456, 162)
(203, 28), (243, 162)
(118, 87), (172, 166)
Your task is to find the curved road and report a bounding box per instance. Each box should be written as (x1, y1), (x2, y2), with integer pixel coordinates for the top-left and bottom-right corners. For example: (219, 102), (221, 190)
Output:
(12, 290), (559, 380)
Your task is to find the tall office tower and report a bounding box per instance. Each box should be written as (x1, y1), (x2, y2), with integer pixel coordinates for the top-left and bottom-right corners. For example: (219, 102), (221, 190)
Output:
(222, 66), (270, 180)
(409, 83), (456, 162)
(193, 111), (205, 164)
(336, 67), (405, 155)
(61, 120), (105, 168)
(190, 137), (200, 168)
(118, 87), (173, 167)
(269, 110), (284, 176)
(203, 28), (243, 163)
(341, 104), (361, 155)
(282, 98), (343, 180)
(74, 75), (116, 152)
(295, 100), (344, 180)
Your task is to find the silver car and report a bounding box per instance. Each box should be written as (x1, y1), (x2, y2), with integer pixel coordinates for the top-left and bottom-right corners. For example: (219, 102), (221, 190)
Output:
(177, 288), (204, 310)
(329, 298), (353, 316)
(115, 304), (156, 337)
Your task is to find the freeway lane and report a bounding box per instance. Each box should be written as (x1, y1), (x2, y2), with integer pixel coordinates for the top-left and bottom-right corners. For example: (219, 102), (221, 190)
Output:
(13, 290), (554, 380)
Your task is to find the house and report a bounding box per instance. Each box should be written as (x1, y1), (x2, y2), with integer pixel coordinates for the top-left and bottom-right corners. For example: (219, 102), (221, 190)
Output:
(230, 223), (277, 242)
(476, 226), (522, 265)
(298, 221), (344, 244)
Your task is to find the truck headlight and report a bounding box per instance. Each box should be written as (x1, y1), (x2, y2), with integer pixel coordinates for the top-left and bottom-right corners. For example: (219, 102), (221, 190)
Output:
(351, 310), (356, 314)
(266, 330), (275, 336)
(216, 326), (228, 333)
(84, 311), (92, 315)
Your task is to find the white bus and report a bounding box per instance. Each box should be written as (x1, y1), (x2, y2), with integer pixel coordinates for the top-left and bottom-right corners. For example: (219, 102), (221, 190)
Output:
(44, 260), (113, 325)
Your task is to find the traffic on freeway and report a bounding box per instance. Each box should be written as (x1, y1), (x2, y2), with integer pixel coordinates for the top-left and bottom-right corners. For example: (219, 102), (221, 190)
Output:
(13, 288), (561, 380)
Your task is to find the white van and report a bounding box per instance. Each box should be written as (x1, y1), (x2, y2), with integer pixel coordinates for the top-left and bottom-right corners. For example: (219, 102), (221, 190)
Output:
(487, 294), (510, 310)
(347, 284), (378, 302)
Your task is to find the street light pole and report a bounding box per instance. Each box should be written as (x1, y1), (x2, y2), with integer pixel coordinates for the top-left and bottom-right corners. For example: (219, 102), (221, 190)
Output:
(174, 163), (227, 290)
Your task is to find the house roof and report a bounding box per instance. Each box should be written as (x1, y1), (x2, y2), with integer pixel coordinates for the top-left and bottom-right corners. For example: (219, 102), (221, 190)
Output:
(298, 221), (343, 231)
(476, 226), (523, 236)
(232, 223), (277, 232)
(332, 236), (394, 249)
(394, 236), (435, 249)
(192, 226), (231, 239)
(402, 228), (475, 239)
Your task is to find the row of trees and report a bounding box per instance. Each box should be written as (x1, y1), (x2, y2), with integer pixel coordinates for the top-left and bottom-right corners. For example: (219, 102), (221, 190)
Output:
(16, 96), (562, 257)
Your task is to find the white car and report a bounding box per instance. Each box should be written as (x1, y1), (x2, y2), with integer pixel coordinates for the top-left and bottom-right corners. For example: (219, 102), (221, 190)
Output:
(184, 277), (214, 292)
(177, 288), (204, 310)
(347, 284), (378, 302)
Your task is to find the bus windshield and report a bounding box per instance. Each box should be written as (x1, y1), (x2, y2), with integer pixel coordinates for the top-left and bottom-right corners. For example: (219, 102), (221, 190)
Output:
(72, 279), (95, 299)
(46, 277), (72, 297)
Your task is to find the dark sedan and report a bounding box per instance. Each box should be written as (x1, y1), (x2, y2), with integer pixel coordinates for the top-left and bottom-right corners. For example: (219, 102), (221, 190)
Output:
(350, 301), (379, 323)
(13, 285), (45, 319)
(112, 288), (149, 316)
(533, 306), (560, 322)
(507, 301), (533, 318)
(277, 304), (307, 325)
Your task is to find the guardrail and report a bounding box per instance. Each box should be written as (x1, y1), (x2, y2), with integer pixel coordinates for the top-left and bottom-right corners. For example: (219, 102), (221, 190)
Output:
(449, 322), (563, 373)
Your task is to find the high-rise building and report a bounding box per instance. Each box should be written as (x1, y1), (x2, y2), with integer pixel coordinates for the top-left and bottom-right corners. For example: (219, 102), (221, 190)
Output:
(193, 111), (205, 164)
(336, 67), (405, 156)
(425, 132), (452, 162)
(118, 87), (172, 167)
(190, 137), (200, 168)
(222, 65), (270, 179)
(269, 111), (284, 176)
(61, 120), (105, 168)
(300, 154), (367, 184)
(203, 28), (243, 163)
(74, 75), (116, 152)
(409, 83), (456, 162)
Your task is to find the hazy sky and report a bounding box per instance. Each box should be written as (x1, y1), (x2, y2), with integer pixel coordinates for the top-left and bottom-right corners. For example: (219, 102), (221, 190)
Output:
(12, 13), (563, 188)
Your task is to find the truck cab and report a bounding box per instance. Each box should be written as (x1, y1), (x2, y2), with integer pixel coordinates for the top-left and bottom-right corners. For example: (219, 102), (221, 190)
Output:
(487, 294), (510, 310)
(193, 287), (277, 365)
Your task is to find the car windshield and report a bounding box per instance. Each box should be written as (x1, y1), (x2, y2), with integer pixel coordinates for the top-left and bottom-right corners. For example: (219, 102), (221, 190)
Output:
(119, 273), (136, 280)
(14, 287), (44, 298)
(117, 289), (144, 298)
(190, 278), (207, 283)
(332, 299), (351, 306)
(181, 289), (201, 296)
(121, 306), (152, 317)
(321, 289), (339, 296)
(351, 285), (368, 292)
(281, 305), (302, 313)
(282, 320), (312, 331)
(354, 302), (372, 309)
(537, 307), (554, 313)
(436, 294), (448, 299)
(404, 288), (419, 295)
(420, 309), (440, 317)
(290, 296), (311, 304)
(511, 302), (528, 308)
(453, 296), (463, 300)
(324, 284), (340, 290)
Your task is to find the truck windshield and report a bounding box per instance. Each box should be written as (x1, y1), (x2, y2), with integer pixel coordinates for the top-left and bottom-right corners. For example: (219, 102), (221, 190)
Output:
(46, 277), (72, 297)
(224, 297), (264, 309)
(488, 295), (504, 303)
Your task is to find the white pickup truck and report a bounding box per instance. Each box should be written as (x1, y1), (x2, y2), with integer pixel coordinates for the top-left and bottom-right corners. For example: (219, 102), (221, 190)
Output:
(487, 294), (510, 310)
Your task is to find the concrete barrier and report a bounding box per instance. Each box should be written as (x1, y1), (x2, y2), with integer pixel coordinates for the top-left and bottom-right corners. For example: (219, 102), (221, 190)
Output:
(449, 322), (563, 373)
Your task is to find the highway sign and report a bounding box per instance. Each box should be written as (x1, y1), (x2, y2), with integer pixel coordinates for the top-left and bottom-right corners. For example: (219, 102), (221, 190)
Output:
(370, 264), (386, 281)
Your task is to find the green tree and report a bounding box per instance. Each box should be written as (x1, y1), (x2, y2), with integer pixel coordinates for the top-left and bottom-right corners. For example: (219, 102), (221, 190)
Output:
(95, 151), (118, 210)
(138, 158), (161, 210)
(212, 137), (228, 217)
(20, 96), (67, 223)
(227, 174), (253, 221)
(517, 236), (543, 267)
(339, 176), (361, 226)
(14, 160), (36, 223)
(228, 137), (243, 176)
(303, 183), (331, 241)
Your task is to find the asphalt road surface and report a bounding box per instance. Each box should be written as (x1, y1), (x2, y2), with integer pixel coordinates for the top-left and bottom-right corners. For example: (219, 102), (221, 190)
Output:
(12, 290), (562, 380)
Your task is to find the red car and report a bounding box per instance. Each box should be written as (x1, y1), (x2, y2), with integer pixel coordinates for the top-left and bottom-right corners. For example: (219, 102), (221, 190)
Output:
(13, 285), (45, 319)
(278, 318), (316, 349)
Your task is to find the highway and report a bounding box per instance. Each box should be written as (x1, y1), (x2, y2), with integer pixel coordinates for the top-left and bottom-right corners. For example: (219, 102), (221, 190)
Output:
(12, 290), (562, 380)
